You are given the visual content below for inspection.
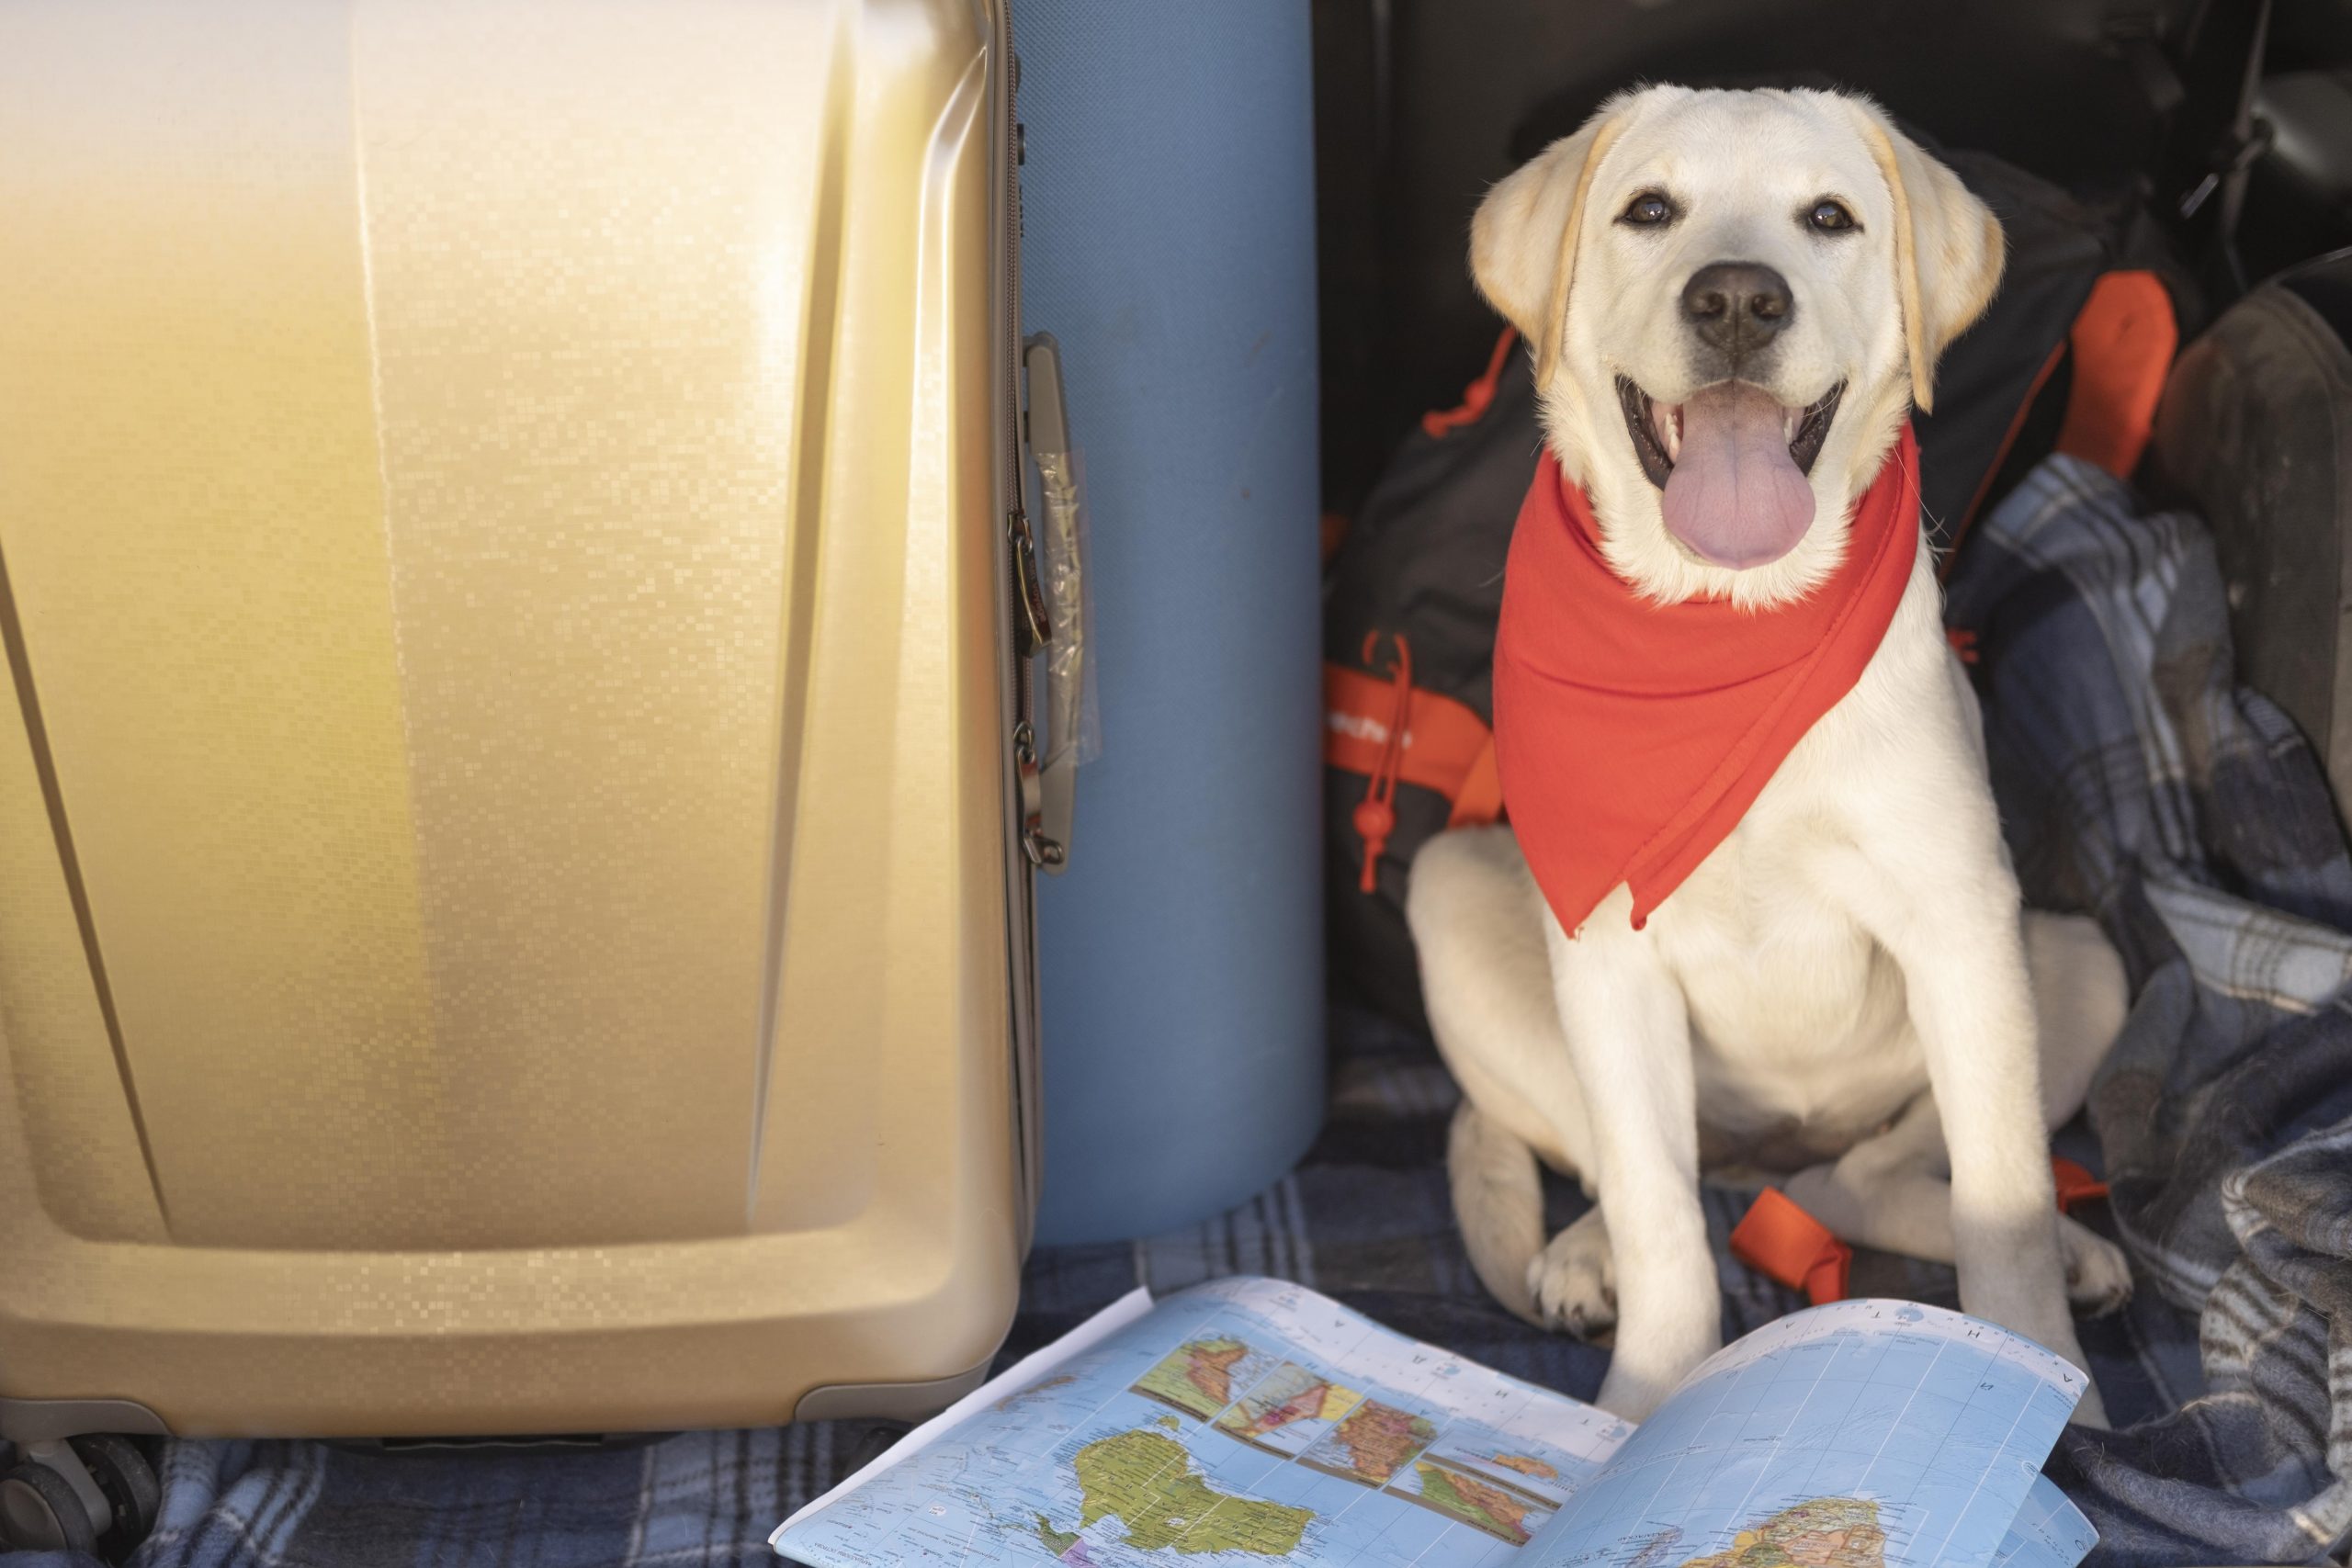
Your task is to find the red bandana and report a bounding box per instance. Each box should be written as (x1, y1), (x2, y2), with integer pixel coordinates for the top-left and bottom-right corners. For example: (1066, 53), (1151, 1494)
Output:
(1492, 424), (1920, 935)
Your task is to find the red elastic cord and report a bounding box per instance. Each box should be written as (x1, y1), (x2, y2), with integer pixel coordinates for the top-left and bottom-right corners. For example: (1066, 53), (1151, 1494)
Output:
(1421, 329), (1520, 439)
(1352, 633), (1413, 894)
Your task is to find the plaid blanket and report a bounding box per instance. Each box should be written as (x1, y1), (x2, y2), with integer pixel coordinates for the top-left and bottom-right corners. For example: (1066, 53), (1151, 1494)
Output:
(1949, 456), (2352, 1565)
(3, 454), (2345, 1568)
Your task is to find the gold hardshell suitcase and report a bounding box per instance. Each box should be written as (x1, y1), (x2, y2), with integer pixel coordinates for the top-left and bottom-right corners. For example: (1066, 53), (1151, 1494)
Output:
(0, 0), (1052, 1440)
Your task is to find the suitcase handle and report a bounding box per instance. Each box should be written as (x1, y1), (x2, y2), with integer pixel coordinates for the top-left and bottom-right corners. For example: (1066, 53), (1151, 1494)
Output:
(1023, 333), (1090, 873)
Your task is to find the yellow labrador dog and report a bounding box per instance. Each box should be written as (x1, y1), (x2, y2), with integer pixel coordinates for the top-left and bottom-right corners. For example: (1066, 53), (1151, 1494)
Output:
(1408, 85), (2132, 1424)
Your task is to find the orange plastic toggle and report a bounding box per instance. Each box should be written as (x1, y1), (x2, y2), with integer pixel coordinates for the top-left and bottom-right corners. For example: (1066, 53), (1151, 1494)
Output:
(1731, 1188), (1852, 1305)
(2052, 1156), (2109, 1214)
(1352, 798), (1396, 890)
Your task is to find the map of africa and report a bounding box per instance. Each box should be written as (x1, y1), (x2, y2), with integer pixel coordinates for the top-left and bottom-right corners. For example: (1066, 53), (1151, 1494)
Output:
(773, 1284), (2092, 1568)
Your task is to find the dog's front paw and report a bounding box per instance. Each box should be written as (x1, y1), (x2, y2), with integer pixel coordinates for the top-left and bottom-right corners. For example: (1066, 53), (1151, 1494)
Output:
(1526, 1209), (1616, 1340)
(2060, 1217), (2133, 1316)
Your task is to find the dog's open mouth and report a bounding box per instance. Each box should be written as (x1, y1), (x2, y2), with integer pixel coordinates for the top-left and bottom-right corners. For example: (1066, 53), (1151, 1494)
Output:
(1617, 376), (1844, 488)
(1614, 375), (1846, 569)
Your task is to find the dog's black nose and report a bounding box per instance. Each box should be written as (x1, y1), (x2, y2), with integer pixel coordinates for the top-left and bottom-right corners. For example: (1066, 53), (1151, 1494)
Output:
(1681, 262), (1792, 360)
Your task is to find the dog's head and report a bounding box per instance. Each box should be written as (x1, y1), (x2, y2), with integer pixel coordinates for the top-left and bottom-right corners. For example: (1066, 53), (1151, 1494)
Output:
(1472, 86), (2003, 606)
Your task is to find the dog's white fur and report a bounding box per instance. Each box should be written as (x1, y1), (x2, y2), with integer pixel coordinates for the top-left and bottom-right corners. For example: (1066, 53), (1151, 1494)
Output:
(1410, 85), (2132, 1424)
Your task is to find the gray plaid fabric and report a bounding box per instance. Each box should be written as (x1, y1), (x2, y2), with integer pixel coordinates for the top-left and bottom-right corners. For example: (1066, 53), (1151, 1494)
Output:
(1, 453), (2344, 1568)
(1950, 456), (2352, 1565)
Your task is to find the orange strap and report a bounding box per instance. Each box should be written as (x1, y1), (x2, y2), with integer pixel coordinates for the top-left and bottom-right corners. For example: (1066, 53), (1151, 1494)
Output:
(1324, 660), (1495, 800)
(1732, 1188), (1853, 1305)
(1421, 327), (1520, 439)
(2055, 270), (2177, 480)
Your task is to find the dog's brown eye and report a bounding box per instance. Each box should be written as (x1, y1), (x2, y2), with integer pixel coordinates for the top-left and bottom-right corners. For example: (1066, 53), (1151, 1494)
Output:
(1619, 192), (1677, 228)
(1806, 199), (1857, 233)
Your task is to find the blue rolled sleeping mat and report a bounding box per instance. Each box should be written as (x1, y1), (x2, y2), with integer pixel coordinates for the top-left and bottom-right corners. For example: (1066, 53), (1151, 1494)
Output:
(1018, 0), (1326, 1245)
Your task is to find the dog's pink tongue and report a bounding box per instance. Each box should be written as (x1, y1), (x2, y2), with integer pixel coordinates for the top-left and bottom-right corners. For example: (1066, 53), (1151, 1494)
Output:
(1659, 382), (1815, 569)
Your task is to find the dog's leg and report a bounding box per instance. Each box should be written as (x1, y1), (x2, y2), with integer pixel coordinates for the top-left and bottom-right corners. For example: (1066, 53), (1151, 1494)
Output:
(2021, 910), (2129, 1128)
(1409, 830), (1714, 1411)
(1830, 796), (2103, 1417)
(1542, 898), (1718, 1419)
(1446, 1101), (1548, 1322)
(1412, 829), (1604, 1326)
(2024, 909), (2137, 1331)
(1877, 922), (2095, 1390)
(1790, 910), (2136, 1361)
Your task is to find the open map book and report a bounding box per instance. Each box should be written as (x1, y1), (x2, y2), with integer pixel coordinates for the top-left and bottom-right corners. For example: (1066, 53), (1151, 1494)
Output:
(772, 1277), (2098, 1568)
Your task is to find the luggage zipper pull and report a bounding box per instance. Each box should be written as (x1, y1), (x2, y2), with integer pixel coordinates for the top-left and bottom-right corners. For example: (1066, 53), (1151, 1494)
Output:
(1011, 724), (1058, 869)
(1014, 721), (1061, 869)
(1008, 507), (1052, 649)
(1352, 632), (1413, 894)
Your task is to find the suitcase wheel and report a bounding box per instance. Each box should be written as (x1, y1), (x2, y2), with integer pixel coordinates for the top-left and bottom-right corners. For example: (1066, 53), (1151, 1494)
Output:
(843, 1421), (912, 1476)
(0, 1458), (99, 1556)
(73, 1434), (162, 1554)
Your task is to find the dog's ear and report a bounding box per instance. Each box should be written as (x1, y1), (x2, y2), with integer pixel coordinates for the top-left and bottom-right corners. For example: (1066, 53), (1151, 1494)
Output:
(1845, 100), (2005, 414)
(1470, 99), (1632, 389)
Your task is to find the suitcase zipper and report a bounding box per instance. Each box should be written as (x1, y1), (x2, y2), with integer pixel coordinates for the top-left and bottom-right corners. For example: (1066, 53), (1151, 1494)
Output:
(993, 0), (1046, 1254)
